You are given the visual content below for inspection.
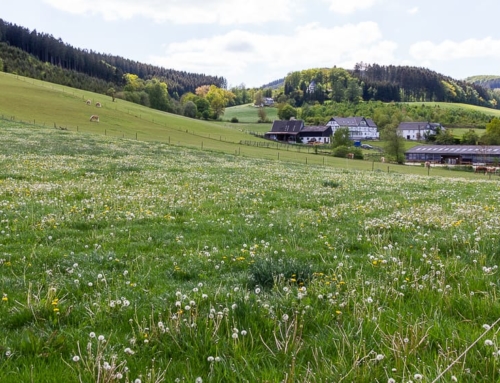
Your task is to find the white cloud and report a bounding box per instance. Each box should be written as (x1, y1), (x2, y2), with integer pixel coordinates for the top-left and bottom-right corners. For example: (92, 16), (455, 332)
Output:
(42, 0), (299, 24)
(150, 22), (398, 87)
(410, 37), (500, 61)
(407, 6), (419, 15)
(321, 0), (378, 14)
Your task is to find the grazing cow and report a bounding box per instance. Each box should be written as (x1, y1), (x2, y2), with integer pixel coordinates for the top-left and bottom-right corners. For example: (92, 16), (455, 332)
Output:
(425, 161), (431, 169)
(86, 99), (91, 106)
(89, 115), (99, 122)
(95, 102), (102, 108)
(474, 166), (488, 174)
(346, 153), (354, 159)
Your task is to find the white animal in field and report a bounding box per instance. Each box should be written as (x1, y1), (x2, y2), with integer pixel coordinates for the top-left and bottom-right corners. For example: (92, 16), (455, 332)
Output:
(86, 99), (91, 106)
(89, 115), (99, 122)
(95, 102), (101, 108)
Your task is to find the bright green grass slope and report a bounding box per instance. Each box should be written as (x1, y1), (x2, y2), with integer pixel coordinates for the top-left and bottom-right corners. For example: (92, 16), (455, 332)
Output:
(418, 101), (500, 118)
(223, 103), (278, 122)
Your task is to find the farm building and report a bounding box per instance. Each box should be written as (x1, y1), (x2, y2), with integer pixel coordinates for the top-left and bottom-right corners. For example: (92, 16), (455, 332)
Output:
(398, 122), (444, 141)
(298, 126), (333, 144)
(265, 120), (305, 142)
(326, 117), (379, 140)
(263, 98), (275, 106)
(405, 145), (500, 165)
(264, 120), (332, 144)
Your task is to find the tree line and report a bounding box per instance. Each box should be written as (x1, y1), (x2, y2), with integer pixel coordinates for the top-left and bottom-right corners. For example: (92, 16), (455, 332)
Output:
(0, 18), (226, 97)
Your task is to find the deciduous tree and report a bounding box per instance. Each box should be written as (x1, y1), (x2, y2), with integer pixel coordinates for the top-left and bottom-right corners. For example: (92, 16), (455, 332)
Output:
(277, 104), (297, 120)
(331, 127), (351, 148)
(461, 129), (479, 145)
(183, 101), (197, 118)
(145, 79), (169, 111)
(382, 126), (406, 163)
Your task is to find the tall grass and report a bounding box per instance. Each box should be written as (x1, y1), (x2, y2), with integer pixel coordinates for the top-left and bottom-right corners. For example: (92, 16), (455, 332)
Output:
(1, 120), (500, 382)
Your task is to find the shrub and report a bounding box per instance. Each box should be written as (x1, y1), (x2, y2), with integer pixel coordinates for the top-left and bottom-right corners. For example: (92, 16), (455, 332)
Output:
(231, 117), (239, 123)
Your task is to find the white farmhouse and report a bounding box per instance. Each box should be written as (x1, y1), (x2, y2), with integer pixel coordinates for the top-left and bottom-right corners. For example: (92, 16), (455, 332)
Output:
(326, 116), (379, 140)
(397, 122), (444, 140)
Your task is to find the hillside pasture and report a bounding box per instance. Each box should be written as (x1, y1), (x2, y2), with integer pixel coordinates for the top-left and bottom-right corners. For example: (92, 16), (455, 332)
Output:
(223, 103), (278, 123)
(417, 102), (500, 118)
(1, 121), (500, 382)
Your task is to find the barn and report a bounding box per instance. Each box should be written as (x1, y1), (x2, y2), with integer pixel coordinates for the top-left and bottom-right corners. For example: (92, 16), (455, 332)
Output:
(405, 145), (500, 165)
(264, 120), (305, 143)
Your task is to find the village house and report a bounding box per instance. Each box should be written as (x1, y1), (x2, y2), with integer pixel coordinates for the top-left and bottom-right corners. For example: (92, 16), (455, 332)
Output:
(264, 120), (333, 144)
(397, 122), (444, 141)
(263, 97), (275, 106)
(326, 116), (379, 140)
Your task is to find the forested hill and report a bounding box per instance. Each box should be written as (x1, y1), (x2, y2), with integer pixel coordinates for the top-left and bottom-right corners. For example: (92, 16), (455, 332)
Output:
(281, 64), (500, 110)
(351, 63), (499, 109)
(0, 18), (226, 97)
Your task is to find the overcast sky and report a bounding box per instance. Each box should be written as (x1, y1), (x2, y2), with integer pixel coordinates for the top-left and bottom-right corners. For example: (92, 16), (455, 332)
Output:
(3, 0), (500, 88)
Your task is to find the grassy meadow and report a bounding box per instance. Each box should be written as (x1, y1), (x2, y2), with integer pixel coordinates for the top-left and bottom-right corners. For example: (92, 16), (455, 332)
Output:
(1, 119), (500, 382)
(223, 103), (278, 124)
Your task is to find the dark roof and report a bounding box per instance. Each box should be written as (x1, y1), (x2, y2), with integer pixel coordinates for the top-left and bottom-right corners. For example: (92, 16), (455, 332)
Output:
(406, 145), (500, 155)
(269, 120), (304, 133)
(301, 125), (330, 133)
(329, 116), (376, 127)
(330, 117), (363, 126)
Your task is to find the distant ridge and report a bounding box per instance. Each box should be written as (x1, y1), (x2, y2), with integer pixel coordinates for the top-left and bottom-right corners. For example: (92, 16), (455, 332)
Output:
(260, 78), (285, 89)
(465, 75), (500, 90)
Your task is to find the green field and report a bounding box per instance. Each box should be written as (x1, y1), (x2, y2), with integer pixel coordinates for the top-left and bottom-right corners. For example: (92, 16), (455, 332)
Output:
(419, 102), (500, 118)
(223, 103), (279, 123)
(1, 120), (500, 382)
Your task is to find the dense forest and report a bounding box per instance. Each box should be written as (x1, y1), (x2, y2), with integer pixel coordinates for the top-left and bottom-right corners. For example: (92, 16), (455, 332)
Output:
(0, 19), (226, 98)
(279, 64), (500, 110)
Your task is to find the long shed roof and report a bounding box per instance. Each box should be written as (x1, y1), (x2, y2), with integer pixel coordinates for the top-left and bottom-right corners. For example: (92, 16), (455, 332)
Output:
(406, 145), (500, 155)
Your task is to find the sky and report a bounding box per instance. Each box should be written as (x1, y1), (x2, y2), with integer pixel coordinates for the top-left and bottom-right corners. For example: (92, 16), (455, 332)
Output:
(3, 0), (500, 89)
